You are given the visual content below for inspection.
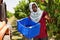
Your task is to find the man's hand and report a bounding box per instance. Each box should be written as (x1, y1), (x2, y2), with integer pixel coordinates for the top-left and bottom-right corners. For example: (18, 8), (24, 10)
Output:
(45, 15), (52, 23)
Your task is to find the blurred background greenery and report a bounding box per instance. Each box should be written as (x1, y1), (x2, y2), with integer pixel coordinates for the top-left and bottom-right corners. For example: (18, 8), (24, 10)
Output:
(7, 0), (60, 40)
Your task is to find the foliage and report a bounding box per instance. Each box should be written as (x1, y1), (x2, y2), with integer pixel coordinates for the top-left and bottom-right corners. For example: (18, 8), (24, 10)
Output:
(7, 11), (13, 18)
(44, 0), (60, 39)
(14, 0), (30, 19)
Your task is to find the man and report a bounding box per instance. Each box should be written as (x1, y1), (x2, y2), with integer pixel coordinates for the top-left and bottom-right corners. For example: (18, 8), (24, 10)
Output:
(29, 2), (51, 40)
(0, 0), (12, 40)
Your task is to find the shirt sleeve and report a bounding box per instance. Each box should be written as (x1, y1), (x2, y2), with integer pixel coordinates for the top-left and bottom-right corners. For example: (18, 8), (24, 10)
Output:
(43, 11), (48, 17)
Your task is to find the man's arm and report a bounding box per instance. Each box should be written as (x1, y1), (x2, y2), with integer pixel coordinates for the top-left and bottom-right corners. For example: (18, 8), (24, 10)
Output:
(0, 24), (8, 40)
(0, 21), (6, 30)
(44, 14), (51, 23)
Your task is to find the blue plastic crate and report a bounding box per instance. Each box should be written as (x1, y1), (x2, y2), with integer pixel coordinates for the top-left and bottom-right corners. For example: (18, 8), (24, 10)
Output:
(17, 17), (40, 38)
